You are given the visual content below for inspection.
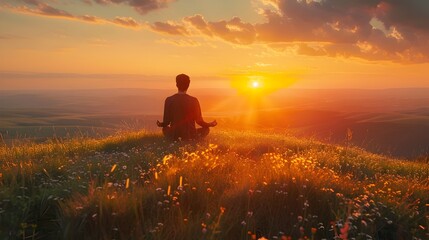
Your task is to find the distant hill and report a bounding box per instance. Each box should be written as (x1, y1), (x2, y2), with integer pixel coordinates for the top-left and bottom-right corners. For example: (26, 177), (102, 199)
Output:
(1, 88), (428, 159)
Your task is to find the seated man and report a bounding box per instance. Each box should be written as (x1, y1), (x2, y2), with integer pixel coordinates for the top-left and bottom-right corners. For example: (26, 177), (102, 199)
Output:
(157, 74), (217, 140)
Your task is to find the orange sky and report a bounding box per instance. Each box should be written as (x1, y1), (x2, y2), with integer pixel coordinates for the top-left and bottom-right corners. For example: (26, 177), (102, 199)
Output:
(1, 0), (428, 90)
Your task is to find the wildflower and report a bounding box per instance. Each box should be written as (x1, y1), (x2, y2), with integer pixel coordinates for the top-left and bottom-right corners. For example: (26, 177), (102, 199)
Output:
(241, 220), (246, 226)
(122, 165), (127, 170)
(125, 178), (130, 189)
(202, 227), (207, 234)
(220, 207), (226, 214)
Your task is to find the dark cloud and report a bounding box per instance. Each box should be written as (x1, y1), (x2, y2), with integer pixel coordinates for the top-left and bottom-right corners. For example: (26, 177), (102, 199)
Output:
(178, 0), (429, 63)
(253, 0), (429, 62)
(90, 0), (175, 15)
(150, 21), (189, 35)
(376, 0), (429, 31)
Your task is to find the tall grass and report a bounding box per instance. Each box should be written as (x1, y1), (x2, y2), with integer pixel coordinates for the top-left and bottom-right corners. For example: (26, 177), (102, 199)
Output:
(0, 130), (428, 239)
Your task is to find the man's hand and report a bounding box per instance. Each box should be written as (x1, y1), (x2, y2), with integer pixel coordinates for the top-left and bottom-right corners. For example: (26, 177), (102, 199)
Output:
(209, 120), (217, 127)
(156, 120), (163, 127)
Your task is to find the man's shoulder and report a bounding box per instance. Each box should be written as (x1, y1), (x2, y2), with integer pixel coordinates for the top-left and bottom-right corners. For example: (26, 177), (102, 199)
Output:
(165, 94), (179, 101)
(167, 94), (198, 101)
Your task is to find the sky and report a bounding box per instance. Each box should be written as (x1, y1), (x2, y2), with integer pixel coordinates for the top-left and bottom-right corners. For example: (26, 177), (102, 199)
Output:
(1, 0), (429, 90)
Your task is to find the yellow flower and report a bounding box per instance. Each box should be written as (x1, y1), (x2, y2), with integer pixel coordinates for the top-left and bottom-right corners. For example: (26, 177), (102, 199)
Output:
(125, 178), (130, 189)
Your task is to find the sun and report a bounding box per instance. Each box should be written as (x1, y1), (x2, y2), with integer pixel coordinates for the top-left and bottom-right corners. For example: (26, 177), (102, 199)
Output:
(251, 81), (260, 88)
(248, 76), (263, 90)
(231, 72), (297, 96)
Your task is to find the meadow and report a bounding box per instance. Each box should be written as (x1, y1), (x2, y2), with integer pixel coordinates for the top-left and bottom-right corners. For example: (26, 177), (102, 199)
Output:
(0, 130), (428, 239)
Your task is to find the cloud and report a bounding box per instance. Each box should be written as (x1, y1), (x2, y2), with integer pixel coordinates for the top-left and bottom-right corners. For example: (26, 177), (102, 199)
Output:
(184, 14), (257, 45)
(150, 0), (427, 63)
(150, 21), (189, 35)
(251, 0), (429, 63)
(14, 3), (73, 18)
(89, 0), (175, 15)
(4, 1), (142, 29)
(157, 38), (200, 47)
(111, 17), (140, 28)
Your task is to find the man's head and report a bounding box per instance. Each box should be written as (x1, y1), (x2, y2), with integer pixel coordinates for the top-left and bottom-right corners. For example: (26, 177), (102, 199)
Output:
(176, 74), (190, 92)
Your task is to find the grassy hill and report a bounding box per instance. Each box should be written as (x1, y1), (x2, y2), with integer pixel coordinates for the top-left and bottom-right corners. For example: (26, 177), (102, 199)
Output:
(0, 130), (428, 239)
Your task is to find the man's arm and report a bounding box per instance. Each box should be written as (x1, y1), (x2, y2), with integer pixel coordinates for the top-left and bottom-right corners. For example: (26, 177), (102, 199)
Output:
(195, 99), (217, 128)
(157, 98), (172, 127)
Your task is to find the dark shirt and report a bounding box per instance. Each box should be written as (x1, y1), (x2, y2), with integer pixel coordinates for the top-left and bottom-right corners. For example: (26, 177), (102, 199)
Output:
(160, 93), (210, 140)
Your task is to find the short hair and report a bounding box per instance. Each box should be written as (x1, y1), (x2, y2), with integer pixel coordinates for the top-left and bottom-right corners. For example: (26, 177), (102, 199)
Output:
(176, 74), (190, 91)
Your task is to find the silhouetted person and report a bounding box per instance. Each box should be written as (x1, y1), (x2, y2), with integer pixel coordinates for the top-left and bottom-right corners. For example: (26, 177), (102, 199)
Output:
(157, 74), (217, 140)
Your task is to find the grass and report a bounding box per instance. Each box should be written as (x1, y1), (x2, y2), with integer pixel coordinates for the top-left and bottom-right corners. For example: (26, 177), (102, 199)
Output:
(0, 130), (428, 239)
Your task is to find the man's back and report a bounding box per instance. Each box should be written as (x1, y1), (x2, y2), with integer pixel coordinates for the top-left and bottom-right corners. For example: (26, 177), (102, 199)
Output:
(163, 93), (201, 140)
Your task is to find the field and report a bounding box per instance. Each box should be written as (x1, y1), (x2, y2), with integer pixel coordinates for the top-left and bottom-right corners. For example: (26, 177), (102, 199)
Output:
(1, 130), (428, 239)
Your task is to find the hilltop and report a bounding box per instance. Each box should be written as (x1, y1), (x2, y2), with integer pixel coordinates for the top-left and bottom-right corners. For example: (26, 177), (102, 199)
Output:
(0, 130), (428, 239)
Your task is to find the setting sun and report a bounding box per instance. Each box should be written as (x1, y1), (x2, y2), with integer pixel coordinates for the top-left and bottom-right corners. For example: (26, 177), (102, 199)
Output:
(252, 81), (260, 88)
(230, 72), (298, 96)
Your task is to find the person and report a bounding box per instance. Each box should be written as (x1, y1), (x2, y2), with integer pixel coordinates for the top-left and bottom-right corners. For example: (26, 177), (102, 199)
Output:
(157, 74), (217, 140)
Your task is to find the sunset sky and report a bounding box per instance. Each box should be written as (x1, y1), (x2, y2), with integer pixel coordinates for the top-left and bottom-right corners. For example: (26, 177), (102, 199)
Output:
(1, 0), (428, 90)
